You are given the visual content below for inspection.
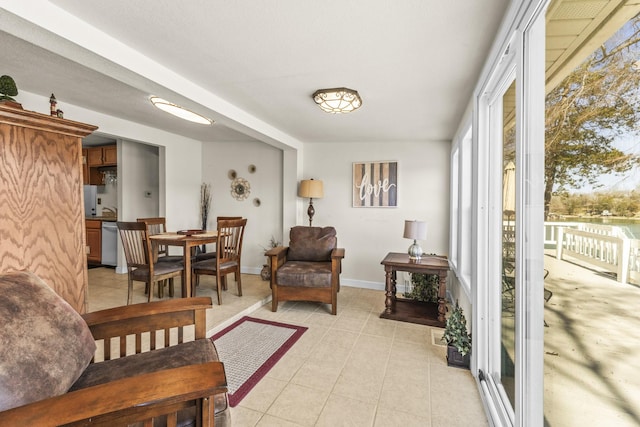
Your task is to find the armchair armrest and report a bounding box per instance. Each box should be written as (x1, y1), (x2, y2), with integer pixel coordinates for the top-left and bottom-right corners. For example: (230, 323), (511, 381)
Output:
(266, 246), (288, 282)
(0, 361), (227, 426)
(265, 245), (287, 259)
(331, 248), (345, 260)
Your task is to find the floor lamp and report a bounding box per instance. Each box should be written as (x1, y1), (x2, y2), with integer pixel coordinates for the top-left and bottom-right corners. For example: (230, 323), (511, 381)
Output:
(299, 179), (324, 226)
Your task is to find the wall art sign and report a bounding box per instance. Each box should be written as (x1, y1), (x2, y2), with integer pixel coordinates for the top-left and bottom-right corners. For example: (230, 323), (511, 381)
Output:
(352, 161), (398, 207)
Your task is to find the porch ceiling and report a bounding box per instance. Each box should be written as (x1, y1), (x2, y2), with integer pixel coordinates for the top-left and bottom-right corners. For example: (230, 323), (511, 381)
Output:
(546, 0), (640, 91)
(503, 0), (640, 130)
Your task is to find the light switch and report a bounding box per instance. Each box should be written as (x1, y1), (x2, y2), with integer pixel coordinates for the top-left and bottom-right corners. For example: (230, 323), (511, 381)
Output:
(97, 198), (102, 204)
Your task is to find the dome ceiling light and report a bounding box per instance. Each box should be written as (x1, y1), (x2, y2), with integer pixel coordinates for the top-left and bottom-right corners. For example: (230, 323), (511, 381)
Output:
(149, 96), (213, 125)
(312, 87), (362, 114)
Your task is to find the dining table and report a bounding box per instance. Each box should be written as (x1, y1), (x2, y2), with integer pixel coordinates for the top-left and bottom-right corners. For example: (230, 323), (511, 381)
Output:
(149, 230), (219, 298)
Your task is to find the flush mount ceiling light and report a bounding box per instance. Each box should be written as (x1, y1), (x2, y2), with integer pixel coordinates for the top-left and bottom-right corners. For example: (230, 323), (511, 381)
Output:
(312, 87), (362, 114)
(149, 96), (213, 125)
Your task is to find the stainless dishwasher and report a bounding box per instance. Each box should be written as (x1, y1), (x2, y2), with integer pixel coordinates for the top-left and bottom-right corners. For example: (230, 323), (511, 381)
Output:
(101, 221), (118, 266)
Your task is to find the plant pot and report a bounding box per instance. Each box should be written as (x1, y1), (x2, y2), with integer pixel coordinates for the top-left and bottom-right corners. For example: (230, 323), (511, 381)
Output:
(260, 264), (271, 281)
(447, 345), (470, 369)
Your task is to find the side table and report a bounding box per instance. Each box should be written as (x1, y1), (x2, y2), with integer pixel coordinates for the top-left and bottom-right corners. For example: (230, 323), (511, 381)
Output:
(380, 252), (449, 327)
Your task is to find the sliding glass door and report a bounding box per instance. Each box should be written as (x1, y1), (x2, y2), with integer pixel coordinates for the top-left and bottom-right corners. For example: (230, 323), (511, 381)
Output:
(473, 3), (546, 425)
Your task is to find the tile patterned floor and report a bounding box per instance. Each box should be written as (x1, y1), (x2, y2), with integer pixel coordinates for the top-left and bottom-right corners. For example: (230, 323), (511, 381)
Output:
(88, 268), (488, 427)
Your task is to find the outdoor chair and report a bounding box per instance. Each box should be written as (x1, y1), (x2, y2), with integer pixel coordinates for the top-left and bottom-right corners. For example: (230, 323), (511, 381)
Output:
(266, 226), (345, 315)
(0, 271), (230, 426)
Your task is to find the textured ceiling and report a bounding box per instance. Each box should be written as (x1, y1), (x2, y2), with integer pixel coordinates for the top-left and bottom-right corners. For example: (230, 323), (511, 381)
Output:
(3, 1), (639, 147)
(1, 1), (511, 145)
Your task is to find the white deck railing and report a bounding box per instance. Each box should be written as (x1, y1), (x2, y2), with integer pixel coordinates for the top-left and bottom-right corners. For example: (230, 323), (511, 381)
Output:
(543, 222), (639, 285)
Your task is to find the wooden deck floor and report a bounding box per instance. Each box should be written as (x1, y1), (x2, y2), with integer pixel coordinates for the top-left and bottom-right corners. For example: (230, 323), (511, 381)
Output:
(543, 251), (640, 426)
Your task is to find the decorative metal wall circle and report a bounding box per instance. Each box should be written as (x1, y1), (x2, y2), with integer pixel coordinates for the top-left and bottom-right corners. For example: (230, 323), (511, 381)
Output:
(231, 177), (250, 200)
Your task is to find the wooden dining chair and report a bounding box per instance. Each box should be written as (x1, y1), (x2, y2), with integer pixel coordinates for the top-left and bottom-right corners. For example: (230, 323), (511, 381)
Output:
(192, 218), (247, 305)
(136, 217), (184, 263)
(117, 221), (185, 304)
(195, 216), (242, 262)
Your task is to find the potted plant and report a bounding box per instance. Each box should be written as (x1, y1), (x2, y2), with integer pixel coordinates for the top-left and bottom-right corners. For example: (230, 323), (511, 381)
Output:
(403, 273), (439, 303)
(260, 236), (280, 281)
(199, 183), (211, 253)
(442, 301), (472, 369)
(0, 75), (21, 108)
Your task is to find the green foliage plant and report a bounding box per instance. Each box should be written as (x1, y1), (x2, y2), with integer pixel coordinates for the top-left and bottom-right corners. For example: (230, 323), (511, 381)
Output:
(403, 273), (439, 303)
(0, 75), (18, 101)
(261, 236), (280, 254)
(442, 301), (472, 356)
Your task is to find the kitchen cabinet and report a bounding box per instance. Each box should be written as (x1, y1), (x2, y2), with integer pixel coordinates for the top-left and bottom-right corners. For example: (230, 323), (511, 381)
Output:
(87, 144), (117, 184)
(86, 219), (102, 264)
(103, 145), (117, 164)
(0, 103), (97, 313)
(87, 144), (117, 167)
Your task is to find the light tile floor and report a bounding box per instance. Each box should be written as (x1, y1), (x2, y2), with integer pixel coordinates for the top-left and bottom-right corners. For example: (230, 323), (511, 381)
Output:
(87, 268), (488, 427)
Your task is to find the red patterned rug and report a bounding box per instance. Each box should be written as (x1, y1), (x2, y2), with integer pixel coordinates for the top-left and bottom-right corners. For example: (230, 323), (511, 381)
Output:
(211, 316), (307, 407)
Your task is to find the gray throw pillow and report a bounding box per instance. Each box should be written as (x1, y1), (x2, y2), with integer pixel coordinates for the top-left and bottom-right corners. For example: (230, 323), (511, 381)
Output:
(0, 271), (96, 411)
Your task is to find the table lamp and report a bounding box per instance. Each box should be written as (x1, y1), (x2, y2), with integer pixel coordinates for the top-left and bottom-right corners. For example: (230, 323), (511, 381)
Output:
(403, 220), (427, 260)
(299, 179), (324, 226)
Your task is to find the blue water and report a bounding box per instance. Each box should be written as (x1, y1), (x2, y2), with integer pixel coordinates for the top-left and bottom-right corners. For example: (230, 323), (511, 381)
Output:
(549, 218), (640, 238)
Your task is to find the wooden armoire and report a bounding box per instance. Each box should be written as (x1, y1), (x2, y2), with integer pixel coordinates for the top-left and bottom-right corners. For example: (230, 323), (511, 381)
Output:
(0, 103), (97, 313)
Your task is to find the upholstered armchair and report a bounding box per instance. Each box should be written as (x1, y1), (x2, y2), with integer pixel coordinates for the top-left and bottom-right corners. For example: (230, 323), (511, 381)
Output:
(266, 226), (345, 315)
(0, 271), (230, 426)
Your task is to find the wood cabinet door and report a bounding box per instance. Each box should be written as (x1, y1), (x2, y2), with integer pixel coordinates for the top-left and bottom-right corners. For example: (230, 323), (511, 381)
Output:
(87, 146), (103, 166)
(103, 145), (117, 165)
(86, 220), (102, 263)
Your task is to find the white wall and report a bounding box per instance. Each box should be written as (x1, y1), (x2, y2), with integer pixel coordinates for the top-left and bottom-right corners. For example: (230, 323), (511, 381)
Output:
(201, 140), (283, 272)
(302, 141), (451, 288)
(18, 91), (451, 286)
(96, 182), (117, 216)
(119, 140), (159, 220)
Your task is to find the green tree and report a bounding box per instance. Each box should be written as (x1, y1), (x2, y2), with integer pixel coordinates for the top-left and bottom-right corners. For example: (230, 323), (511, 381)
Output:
(545, 17), (640, 219)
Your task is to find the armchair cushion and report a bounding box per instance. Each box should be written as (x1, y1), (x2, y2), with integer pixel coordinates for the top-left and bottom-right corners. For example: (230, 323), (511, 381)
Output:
(287, 226), (337, 262)
(276, 261), (332, 288)
(0, 271), (96, 411)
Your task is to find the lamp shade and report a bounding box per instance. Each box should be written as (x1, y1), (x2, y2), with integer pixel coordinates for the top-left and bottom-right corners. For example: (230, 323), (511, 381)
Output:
(299, 179), (324, 199)
(403, 220), (427, 240)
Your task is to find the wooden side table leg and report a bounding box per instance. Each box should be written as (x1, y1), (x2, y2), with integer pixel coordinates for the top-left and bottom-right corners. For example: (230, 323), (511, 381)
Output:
(384, 269), (395, 315)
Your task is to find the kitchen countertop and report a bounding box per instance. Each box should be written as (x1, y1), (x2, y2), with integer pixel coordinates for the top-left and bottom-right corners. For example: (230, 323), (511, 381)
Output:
(86, 216), (117, 222)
